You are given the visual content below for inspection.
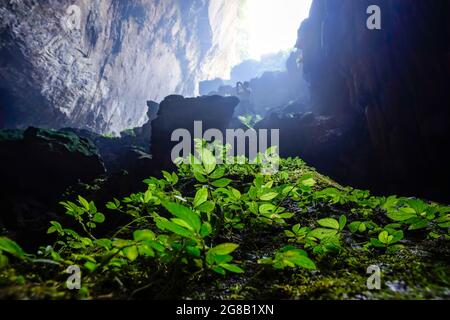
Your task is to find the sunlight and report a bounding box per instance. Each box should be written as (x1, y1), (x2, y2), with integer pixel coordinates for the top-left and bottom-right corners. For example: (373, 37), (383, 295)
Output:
(242, 0), (312, 60)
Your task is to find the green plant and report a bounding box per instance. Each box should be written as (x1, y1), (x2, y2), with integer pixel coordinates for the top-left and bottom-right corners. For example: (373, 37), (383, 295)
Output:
(306, 216), (347, 254)
(370, 230), (404, 252)
(285, 224), (311, 243)
(348, 220), (379, 234)
(258, 246), (316, 270)
(1, 139), (449, 300)
(57, 196), (106, 239)
(0, 237), (26, 262)
(382, 197), (450, 238)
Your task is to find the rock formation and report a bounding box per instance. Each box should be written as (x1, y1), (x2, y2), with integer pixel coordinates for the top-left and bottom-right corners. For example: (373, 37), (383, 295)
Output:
(294, 0), (450, 200)
(151, 95), (239, 170)
(0, 0), (244, 134)
(0, 127), (105, 245)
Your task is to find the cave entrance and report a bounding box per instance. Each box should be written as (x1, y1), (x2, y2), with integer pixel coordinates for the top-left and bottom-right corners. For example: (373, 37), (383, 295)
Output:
(240, 0), (312, 61)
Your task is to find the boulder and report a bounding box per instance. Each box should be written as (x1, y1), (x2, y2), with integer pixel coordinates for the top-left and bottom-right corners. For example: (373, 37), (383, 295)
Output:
(151, 95), (239, 170)
(0, 127), (105, 246)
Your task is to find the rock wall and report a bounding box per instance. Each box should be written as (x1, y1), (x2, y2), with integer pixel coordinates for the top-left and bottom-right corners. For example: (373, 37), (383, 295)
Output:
(297, 0), (450, 200)
(0, 0), (244, 134)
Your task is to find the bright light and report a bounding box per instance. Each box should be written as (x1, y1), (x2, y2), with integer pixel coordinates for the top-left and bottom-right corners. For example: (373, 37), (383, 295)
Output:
(242, 0), (312, 60)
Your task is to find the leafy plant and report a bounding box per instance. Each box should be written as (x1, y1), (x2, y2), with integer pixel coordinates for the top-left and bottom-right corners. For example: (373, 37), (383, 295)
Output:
(306, 216), (347, 254)
(0, 237), (26, 261)
(285, 224), (311, 243)
(258, 246), (316, 270)
(370, 230), (404, 252)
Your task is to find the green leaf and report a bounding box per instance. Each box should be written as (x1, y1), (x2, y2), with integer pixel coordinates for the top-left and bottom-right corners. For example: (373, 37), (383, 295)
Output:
(211, 178), (232, 188)
(212, 266), (226, 276)
(209, 243), (239, 256)
(221, 263), (244, 274)
(201, 148), (217, 175)
(84, 261), (97, 272)
(387, 207), (417, 222)
(106, 202), (118, 210)
(339, 215), (347, 230)
(0, 237), (25, 259)
(382, 196), (399, 210)
(284, 230), (295, 237)
(171, 173), (179, 185)
(438, 221), (450, 228)
(138, 245), (155, 257)
(359, 223), (367, 233)
(370, 238), (386, 248)
(196, 201), (215, 213)
(0, 254), (9, 268)
(143, 190), (153, 203)
(94, 239), (112, 249)
(194, 171), (208, 183)
(289, 254), (317, 270)
(348, 221), (362, 233)
(209, 167), (225, 180)
(133, 230), (155, 241)
(92, 212), (105, 223)
(259, 203), (277, 214)
(163, 202), (201, 233)
(123, 246), (139, 261)
(259, 192), (279, 201)
(172, 218), (195, 231)
(257, 257), (273, 265)
(162, 171), (172, 182)
(155, 218), (196, 239)
(391, 230), (404, 243)
(317, 218), (340, 230)
(186, 246), (201, 257)
(47, 221), (63, 234)
(231, 188), (241, 199)
(299, 175), (316, 187)
(293, 224), (301, 234)
(308, 228), (338, 240)
(78, 196), (90, 211)
(378, 231), (390, 244)
(408, 219), (429, 230)
(193, 188), (208, 208)
(200, 222), (213, 237)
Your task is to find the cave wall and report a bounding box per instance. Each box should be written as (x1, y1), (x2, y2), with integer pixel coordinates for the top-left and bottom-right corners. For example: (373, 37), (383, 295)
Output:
(0, 0), (243, 134)
(298, 0), (450, 200)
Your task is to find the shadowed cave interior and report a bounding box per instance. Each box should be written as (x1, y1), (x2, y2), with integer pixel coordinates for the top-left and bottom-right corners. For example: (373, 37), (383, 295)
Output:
(0, 0), (449, 300)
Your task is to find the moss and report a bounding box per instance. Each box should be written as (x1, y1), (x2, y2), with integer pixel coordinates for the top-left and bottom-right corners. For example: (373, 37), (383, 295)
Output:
(0, 155), (448, 300)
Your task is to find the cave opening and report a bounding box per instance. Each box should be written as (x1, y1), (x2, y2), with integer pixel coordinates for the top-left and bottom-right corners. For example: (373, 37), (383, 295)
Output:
(213, 0), (313, 85)
(240, 0), (312, 61)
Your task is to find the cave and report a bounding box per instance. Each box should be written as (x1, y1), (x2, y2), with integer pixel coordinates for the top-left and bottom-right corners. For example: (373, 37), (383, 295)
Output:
(0, 0), (449, 303)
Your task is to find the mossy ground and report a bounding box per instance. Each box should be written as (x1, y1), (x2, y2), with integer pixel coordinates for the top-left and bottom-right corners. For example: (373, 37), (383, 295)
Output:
(0, 157), (449, 300)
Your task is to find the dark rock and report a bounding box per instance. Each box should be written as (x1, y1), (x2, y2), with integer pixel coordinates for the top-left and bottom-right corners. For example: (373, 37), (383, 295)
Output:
(0, 127), (105, 246)
(61, 100), (159, 175)
(295, 0), (450, 201)
(151, 95), (239, 170)
(255, 111), (374, 188)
